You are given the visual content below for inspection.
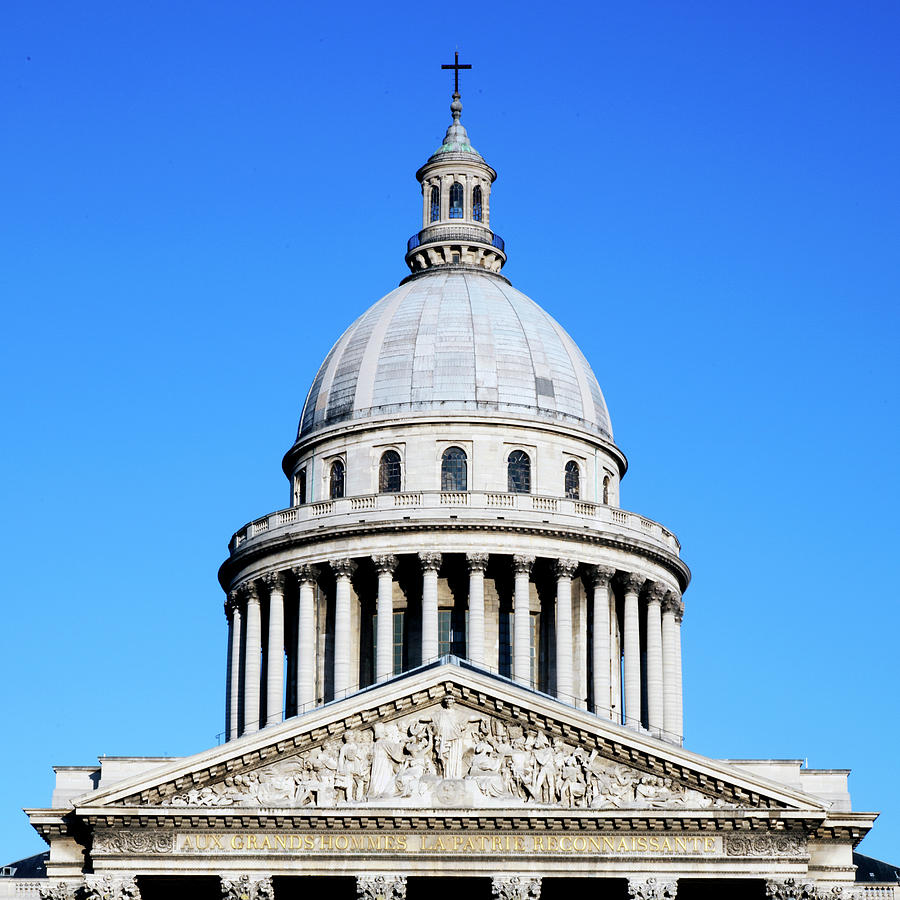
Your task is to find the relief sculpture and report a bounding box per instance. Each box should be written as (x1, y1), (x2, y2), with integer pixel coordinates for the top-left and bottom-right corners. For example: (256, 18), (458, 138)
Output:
(166, 699), (730, 811)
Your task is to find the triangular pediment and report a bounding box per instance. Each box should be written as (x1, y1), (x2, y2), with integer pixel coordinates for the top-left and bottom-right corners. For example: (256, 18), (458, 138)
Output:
(74, 663), (829, 816)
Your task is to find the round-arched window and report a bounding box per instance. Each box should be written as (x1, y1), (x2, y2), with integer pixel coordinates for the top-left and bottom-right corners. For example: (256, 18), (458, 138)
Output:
(473, 186), (483, 222)
(565, 460), (580, 499)
(449, 182), (464, 219)
(441, 446), (468, 491)
(329, 460), (345, 499)
(379, 450), (402, 493)
(507, 450), (531, 494)
(430, 185), (440, 222)
(602, 475), (610, 505)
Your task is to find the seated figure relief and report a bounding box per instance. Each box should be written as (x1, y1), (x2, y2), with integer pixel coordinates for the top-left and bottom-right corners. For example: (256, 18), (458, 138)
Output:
(166, 699), (729, 811)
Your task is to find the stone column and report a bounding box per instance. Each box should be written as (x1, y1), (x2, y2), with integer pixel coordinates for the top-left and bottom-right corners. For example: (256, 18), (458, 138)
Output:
(220, 875), (274, 900)
(491, 876), (542, 900)
(673, 594), (685, 740)
(419, 552), (442, 662)
(662, 590), (679, 739)
(373, 554), (399, 681)
(82, 875), (142, 900)
(554, 558), (578, 701)
(242, 581), (262, 734)
(466, 552), (489, 666)
(627, 877), (678, 899)
(357, 875), (408, 900)
(588, 566), (616, 719)
(620, 572), (645, 729)
(227, 592), (241, 741)
(645, 582), (666, 736)
(331, 558), (357, 696)
(263, 571), (285, 726)
(512, 555), (535, 686)
(293, 564), (317, 712)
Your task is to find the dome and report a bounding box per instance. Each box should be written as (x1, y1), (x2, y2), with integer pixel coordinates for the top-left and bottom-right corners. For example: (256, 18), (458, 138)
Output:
(297, 269), (613, 442)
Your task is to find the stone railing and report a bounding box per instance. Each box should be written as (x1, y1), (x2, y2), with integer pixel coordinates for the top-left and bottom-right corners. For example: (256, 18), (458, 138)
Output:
(860, 887), (899, 900)
(229, 491), (681, 557)
(408, 225), (503, 252)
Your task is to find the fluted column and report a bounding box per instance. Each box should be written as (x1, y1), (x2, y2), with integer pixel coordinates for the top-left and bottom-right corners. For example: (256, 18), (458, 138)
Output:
(512, 555), (535, 686)
(662, 590), (679, 739)
(227, 592), (241, 741)
(331, 558), (356, 696)
(554, 559), (578, 701)
(419, 552), (442, 662)
(491, 876), (542, 900)
(466, 552), (489, 667)
(620, 572), (644, 729)
(672, 593), (685, 740)
(373, 554), (399, 681)
(263, 571), (285, 726)
(588, 566), (616, 719)
(241, 581), (262, 734)
(293, 564), (316, 711)
(645, 582), (666, 736)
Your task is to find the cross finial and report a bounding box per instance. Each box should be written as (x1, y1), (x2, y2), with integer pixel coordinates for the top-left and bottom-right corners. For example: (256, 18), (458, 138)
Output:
(441, 51), (472, 95)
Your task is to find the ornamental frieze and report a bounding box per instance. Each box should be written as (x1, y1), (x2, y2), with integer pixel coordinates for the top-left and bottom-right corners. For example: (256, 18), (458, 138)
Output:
(153, 699), (730, 811)
(724, 835), (807, 858)
(93, 830), (175, 854)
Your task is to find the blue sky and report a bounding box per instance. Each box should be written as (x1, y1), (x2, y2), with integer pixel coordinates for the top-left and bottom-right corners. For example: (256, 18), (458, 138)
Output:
(2, 0), (898, 866)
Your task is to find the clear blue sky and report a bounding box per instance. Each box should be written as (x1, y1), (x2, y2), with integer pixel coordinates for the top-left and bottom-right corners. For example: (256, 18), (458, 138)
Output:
(2, 0), (898, 866)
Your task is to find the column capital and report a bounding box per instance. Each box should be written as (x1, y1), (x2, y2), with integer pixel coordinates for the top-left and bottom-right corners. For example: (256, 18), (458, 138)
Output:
(356, 874), (408, 900)
(221, 875), (274, 900)
(646, 581), (668, 603)
(765, 879), (821, 900)
(418, 551), (442, 572)
(225, 591), (239, 617)
(239, 580), (260, 604)
(662, 589), (682, 615)
(372, 553), (399, 575)
(587, 564), (616, 587)
(262, 570), (286, 592)
(512, 554), (535, 575)
(627, 878), (678, 900)
(554, 558), (579, 579)
(491, 876), (542, 900)
(466, 551), (490, 572)
(329, 557), (357, 578)
(38, 884), (80, 900)
(291, 563), (317, 585)
(83, 875), (141, 900)
(619, 571), (646, 594)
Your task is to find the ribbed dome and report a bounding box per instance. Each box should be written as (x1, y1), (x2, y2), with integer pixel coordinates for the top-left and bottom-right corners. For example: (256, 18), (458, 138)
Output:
(298, 270), (613, 441)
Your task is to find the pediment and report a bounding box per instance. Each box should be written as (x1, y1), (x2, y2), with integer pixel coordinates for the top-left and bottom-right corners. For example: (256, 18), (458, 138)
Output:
(77, 663), (828, 816)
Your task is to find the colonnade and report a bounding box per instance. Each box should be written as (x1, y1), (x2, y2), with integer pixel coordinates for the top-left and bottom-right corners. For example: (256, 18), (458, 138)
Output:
(224, 552), (685, 743)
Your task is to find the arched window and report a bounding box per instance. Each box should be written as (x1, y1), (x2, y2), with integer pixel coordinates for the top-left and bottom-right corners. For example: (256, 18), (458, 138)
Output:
(565, 460), (580, 499)
(449, 182), (463, 219)
(602, 475), (610, 505)
(294, 467), (307, 506)
(329, 460), (345, 499)
(473, 186), (483, 222)
(507, 450), (531, 494)
(441, 446), (468, 491)
(379, 450), (402, 493)
(430, 185), (440, 222)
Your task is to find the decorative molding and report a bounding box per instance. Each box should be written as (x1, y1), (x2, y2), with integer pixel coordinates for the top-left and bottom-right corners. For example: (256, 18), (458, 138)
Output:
(619, 572), (646, 594)
(587, 565), (616, 588)
(418, 551), (442, 572)
(329, 558), (357, 579)
(554, 558), (579, 579)
(262, 570), (286, 592)
(83, 875), (141, 900)
(220, 875), (274, 900)
(291, 563), (317, 585)
(724, 834), (806, 858)
(162, 700), (731, 811)
(492, 876), (542, 900)
(466, 552), (490, 573)
(766, 879), (822, 900)
(356, 875), (407, 900)
(93, 830), (175, 854)
(372, 554), (399, 575)
(39, 885), (79, 900)
(628, 878), (678, 900)
(512, 555), (535, 575)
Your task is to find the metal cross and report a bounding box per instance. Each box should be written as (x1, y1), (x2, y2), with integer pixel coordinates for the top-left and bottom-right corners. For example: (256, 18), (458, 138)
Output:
(441, 51), (472, 94)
